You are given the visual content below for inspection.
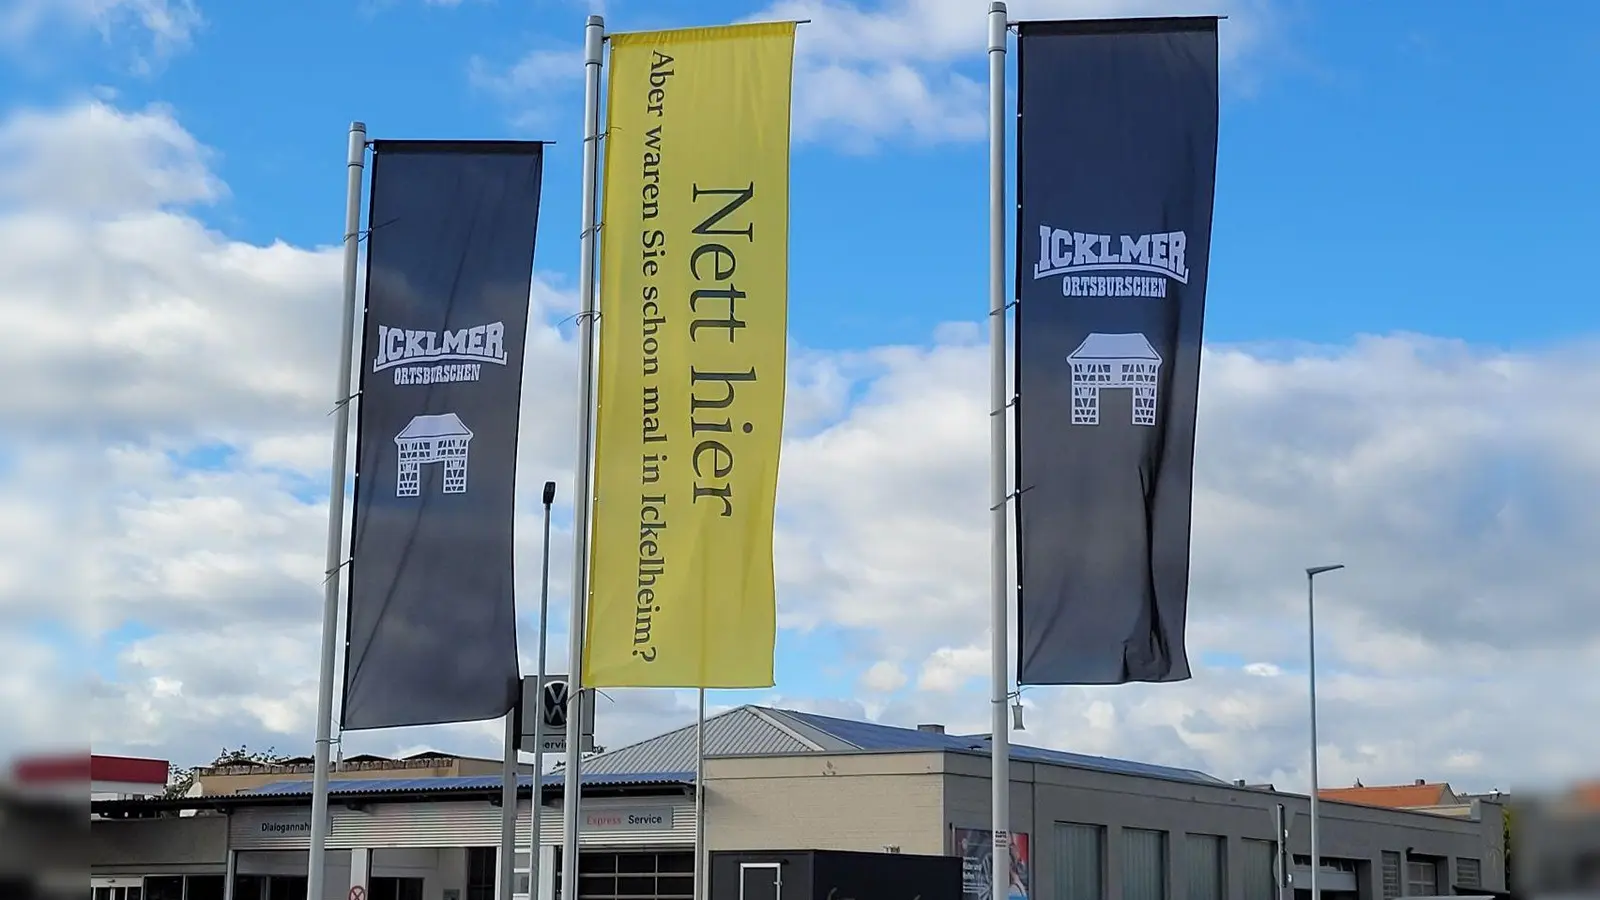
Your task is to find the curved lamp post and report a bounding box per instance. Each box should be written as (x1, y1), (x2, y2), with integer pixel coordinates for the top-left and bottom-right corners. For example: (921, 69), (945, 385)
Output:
(1305, 564), (1345, 900)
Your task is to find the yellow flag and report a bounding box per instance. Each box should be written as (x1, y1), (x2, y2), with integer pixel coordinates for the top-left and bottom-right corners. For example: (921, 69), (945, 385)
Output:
(583, 22), (795, 688)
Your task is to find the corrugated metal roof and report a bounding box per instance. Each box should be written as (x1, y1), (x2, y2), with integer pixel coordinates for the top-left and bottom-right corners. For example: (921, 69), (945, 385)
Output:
(246, 770), (693, 797)
(242, 705), (1223, 799)
(769, 708), (1228, 786)
(583, 707), (846, 774)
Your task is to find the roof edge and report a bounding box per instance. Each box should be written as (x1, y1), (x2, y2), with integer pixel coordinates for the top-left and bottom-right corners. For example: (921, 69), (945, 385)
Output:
(89, 773), (696, 815)
(747, 707), (832, 751)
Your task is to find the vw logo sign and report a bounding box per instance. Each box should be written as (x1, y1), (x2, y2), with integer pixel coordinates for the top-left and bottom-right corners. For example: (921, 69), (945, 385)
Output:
(542, 679), (569, 728)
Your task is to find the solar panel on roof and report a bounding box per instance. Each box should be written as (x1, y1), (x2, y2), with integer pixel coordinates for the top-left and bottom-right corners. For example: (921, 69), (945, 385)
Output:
(777, 709), (1225, 786)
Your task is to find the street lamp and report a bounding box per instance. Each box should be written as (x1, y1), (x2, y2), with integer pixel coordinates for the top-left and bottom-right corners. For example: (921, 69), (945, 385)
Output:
(1305, 564), (1345, 900)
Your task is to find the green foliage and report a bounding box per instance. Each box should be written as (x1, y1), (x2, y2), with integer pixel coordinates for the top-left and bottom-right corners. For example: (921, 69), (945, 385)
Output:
(163, 745), (294, 799)
(1503, 804), (1515, 888)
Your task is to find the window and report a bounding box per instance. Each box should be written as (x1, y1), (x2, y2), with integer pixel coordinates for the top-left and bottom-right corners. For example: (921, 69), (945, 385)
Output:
(1381, 852), (1402, 900)
(232, 876), (305, 900)
(512, 850), (534, 899)
(370, 879), (424, 900)
(268, 876), (308, 900)
(1407, 858), (1439, 896)
(145, 877), (184, 900)
(514, 847), (566, 900)
(1186, 835), (1225, 900)
(187, 876), (225, 900)
(1053, 823), (1103, 900)
(467, 848), (497, 900)
(572, 853), (693, 900)
(1458, 857), (1482, 888)
(233, 876), (265, 900)
(1121, 830), (1167, 900)
(1240, 839), (1277, 900)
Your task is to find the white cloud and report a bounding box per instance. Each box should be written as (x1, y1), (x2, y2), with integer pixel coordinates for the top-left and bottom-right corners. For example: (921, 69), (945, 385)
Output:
(4, 97), (1590, 796)
(859, 660), (908, 693)
(478, 0), (1280, 150)
(916, 646), (988, 693)
(0, 0), (202, 70)
(469, 48), (584, 97)
(467, 48), (587, 133)
(0, 101), (223, 214)
(752, 0), (1280, 148)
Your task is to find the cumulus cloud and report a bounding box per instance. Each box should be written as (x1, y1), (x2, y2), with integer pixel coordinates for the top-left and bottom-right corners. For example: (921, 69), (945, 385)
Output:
(752, 0), (1280, 149)
(475, 0), (1280, 150)
(4, 97), (1585, 795)
(0, 0), (201, 71)
(467, 47), (587, 132)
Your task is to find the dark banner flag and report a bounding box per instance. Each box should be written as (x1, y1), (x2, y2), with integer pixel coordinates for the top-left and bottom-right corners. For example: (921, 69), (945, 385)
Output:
(342, 141), (544, 731)
(1014, 19), (1218, 686)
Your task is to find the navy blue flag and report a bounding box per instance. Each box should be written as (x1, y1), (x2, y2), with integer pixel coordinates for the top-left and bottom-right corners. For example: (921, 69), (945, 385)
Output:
(342, 141), (544, 730)
(1014, 18), (1219, 685)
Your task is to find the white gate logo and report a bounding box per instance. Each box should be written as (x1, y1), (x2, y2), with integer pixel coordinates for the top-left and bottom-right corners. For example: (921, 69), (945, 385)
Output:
(1068, 333), (1162, 427)
(394, 413), (474, 497)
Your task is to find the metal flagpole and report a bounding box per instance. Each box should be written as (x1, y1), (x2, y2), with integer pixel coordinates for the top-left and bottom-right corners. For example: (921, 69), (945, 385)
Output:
(561, 15), (606, 900)
(694, 689), (707, 900)
(530, 481), (557, 895)
(499, 706), (519, 900)
(986, 8), (1012, 900)
(308, 120), (368, 900)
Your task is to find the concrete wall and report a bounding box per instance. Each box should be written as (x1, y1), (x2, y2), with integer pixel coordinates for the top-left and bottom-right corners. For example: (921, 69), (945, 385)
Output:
(704, 753), (947, 855)
(92, 815), (229, 876)
(940, 752), (1506, 900)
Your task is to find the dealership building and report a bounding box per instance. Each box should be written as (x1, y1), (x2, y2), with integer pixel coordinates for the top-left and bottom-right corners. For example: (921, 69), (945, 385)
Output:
(91, 705), (1507, 900)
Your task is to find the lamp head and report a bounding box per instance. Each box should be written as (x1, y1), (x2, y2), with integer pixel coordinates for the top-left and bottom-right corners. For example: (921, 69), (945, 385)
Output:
(1306, 564), (1345, 577)
(542, 481), (557, 505)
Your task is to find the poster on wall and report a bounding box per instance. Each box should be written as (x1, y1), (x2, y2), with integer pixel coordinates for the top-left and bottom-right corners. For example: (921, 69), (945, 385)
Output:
(953, 827), (1030, 900)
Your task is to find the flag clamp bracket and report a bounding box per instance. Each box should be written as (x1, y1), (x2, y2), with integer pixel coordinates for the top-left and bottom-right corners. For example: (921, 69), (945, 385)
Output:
(322, 557), (353, 586)
(991, 484), (1032, 512)
(328, 391), (362, 416)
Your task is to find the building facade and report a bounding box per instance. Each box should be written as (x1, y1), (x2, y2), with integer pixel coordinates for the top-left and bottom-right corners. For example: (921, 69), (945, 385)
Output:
(186, 752), (523, 798)
(92, 706), (1507, 900)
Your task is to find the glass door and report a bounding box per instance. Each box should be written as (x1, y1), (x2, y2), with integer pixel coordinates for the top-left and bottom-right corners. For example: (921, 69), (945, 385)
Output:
(92, 878), (145, 900)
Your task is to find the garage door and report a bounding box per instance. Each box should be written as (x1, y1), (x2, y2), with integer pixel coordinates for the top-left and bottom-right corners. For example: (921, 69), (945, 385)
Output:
(576, 851), (694, 900)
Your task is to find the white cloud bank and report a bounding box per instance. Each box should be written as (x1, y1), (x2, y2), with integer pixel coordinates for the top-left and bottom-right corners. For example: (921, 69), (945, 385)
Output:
(0, 0), (201, 72)
(5, 98), (1588, 792)
(476, 0), (1279, 150)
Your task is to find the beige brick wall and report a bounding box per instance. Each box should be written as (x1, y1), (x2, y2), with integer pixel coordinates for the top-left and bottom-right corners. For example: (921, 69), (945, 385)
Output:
(705, 752), (947, 855)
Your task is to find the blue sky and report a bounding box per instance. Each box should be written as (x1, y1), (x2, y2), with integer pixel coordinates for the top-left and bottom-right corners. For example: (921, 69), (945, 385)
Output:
(14, 0), (1599, 353)
(26, 0), (1600, 777)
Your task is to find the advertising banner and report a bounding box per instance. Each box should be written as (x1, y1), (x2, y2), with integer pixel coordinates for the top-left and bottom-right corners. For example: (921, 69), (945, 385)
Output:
(952, 828), (1030, 900)
(584, 23), (795, 689)
(343, 141), (544, 730)
(1014, 19), (1219, 685)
